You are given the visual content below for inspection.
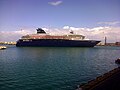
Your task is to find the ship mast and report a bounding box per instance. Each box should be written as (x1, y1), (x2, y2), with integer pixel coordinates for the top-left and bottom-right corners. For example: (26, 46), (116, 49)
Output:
(70, 30), (74, 34)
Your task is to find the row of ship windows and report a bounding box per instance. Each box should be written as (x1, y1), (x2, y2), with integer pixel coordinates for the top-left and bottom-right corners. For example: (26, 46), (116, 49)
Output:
(22, 38), (84, 42)
(22, 37), (83, 40)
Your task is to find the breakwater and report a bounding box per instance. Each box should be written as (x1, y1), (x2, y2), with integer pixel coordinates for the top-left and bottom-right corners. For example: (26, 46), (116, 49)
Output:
(77, 67), (120, 90)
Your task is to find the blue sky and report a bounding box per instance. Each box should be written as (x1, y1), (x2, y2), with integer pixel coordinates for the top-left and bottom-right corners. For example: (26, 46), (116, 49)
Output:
(0, 0), (120, 42)
(0, 0), (120, 31)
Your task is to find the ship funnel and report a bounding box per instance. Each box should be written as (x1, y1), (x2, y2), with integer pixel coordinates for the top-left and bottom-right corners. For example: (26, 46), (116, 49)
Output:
(70, 30), (74, 34)
(37, 28), (46, 34)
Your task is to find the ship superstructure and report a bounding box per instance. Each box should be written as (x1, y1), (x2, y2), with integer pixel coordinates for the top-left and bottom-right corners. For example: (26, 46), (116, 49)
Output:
(21, 28), (85, 40)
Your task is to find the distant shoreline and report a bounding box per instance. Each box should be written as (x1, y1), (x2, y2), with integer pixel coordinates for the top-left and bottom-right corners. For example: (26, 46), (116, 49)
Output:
(0, 42), (16, 45)
(97, 42), (120, 46)
(97, 44), (120, 47)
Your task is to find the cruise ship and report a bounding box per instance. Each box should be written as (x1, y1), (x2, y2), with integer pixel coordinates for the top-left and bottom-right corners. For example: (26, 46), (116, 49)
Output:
(16, 28), (100, 47)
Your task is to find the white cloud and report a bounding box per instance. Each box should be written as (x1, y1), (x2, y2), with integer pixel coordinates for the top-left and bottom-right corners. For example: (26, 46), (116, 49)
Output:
(98, 21), (120, 25)
(63, 26), (69, 29)
(0, 26), (120, 43)
(62, 26), (120, 42)
(48, 1), (63, 6)
(0, 29), (36, 41)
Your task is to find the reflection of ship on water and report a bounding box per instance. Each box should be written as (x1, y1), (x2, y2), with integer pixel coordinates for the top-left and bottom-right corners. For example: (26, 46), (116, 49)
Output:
(16, 28), (100, 47)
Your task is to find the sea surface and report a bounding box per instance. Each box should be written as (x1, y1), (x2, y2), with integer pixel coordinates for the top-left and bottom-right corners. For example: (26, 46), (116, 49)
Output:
(0, 45), (120, 90)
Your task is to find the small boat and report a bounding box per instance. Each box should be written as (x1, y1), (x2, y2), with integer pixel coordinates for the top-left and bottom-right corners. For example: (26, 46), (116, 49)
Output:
(115, 58), (120, 64)
(0, 46), (7, 50)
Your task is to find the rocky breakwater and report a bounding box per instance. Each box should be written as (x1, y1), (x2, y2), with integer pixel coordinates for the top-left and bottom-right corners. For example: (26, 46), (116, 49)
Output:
(76, 67), (120, 90)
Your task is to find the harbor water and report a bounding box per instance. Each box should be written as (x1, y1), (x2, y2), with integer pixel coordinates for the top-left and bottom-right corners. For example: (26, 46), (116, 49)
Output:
(0, 46), (120, 90)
